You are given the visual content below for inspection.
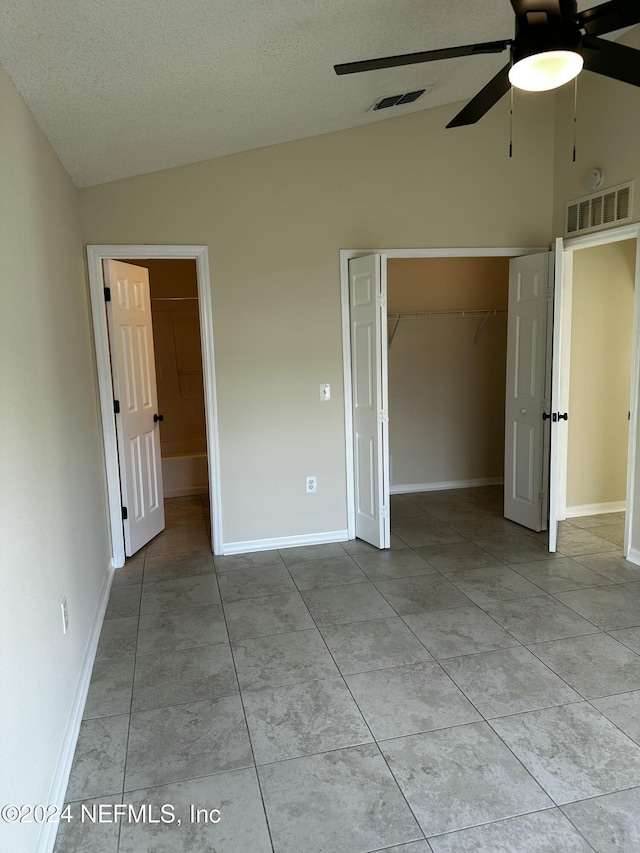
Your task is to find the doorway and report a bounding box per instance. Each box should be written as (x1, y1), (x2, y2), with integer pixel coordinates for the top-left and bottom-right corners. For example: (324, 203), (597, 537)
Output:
(343, 237), (640, 558)
(340, 246), (546, 544)
(566, 240), (635, 519)
(123, 258), (209, 500)
(87, 245), (223, 566)
(555, 226), (640, 561)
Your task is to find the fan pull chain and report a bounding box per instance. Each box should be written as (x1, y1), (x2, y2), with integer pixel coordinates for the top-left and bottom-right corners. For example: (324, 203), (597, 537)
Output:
(509, 85), (513, 158)
(572, 76), (578, 163)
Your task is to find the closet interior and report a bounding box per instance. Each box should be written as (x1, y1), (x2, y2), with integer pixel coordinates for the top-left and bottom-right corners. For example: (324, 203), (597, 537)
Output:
(386, 256), (510, 494)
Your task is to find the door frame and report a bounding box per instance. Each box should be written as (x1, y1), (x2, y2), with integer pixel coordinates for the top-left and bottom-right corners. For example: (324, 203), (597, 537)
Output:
(340, 246), (546, 540)
(87, 245), (223, 565)
(556, 223), (640, 560)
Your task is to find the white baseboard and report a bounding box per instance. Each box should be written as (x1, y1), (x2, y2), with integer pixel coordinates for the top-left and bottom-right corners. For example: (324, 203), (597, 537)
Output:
(223, 528), (350, 556)
(391, 477), (504, 495)
(565, 501), (626, 518)
(38, 561), (114, 853)
(626, 547), (640, 567)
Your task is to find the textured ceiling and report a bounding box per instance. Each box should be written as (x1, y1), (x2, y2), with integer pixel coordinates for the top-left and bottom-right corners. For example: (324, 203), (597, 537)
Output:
(0, 0), (613, 186)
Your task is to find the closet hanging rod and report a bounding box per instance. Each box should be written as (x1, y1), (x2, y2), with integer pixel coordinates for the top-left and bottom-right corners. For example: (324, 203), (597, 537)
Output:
(387, 308), (507, 320)
(151, 296), (199, 301)
(388, 308), (507, 348)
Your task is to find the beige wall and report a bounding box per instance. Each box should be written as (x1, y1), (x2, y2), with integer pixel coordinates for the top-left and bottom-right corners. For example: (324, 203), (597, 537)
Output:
(566, 239), (636, 509)
(387, 257), (510, 312)
(0, 67), (110, 851)
(79, 97), (555, 545)
(2, 26), (640, 846)
(387, 258), (509, 488)
(552, 27), (640, 234)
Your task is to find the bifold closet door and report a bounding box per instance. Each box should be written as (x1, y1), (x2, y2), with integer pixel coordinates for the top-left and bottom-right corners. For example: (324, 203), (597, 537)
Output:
(504, 251), (552, 533)
(349, 254), (390, 549)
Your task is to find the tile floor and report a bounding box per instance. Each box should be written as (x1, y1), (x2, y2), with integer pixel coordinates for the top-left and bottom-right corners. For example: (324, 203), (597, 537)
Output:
(54, 487), (640, 852)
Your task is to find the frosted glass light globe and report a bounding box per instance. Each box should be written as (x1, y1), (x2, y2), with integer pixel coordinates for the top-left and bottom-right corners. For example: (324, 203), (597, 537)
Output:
(509, 50), (584, 92)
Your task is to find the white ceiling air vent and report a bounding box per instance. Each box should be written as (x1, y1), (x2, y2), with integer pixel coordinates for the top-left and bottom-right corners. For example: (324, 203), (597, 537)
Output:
(566, 181), (634, 236)
(369, 89), (428, 112)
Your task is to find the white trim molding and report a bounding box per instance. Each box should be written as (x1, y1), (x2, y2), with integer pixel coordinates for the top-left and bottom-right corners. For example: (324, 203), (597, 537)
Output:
(222, 529), (350, 556)
(86, 245), (224, 561)
(38, 563), (113, 853)
(565, 501), (626, 518)
(563, 222), (640, 252)
(626, 547), (640, 568)
(391, 478), (504, 495)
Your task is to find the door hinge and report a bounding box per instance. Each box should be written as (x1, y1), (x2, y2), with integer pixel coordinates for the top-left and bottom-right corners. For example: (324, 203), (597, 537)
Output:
(377, 293), (386, 308)
(104, 286), (111, 302)
(122, 506), (128, 520)
(381, 505), (390, 519)
(538, 492), (545, 502)
(545, 287), (554, 302)
(378, 410), (389, 423)
(114, 400), (120, 414)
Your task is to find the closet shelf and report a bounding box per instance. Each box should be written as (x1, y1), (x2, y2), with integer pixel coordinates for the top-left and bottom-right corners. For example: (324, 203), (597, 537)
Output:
(387, 308), (507, 347)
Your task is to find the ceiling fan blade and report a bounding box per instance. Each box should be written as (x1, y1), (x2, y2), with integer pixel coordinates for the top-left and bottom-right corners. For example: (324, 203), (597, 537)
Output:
(577, 0), (640, 37)
(582, 35), (640, 87)
(334, 40), (510, 75)
(446, 62), (512, 128)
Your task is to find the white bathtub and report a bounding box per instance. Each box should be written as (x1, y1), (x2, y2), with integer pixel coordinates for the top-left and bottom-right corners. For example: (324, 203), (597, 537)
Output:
(161, 452), (209, 498)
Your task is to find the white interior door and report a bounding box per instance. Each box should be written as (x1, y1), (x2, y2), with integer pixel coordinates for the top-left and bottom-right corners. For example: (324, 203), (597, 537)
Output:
(504, 252), (552, 531)
(104, 260), (165, 556)
(548, 238), (566, 551)
(623, 241), (640, 558)
(349, 254), (390, 548)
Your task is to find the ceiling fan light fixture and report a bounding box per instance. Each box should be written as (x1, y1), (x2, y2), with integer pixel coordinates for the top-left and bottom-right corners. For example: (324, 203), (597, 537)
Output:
(335, 0), (640, 128)
(509, 48), (584, 91)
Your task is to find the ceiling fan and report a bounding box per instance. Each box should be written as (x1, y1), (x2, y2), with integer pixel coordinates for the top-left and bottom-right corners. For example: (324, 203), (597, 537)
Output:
(334, 0), (640, 127)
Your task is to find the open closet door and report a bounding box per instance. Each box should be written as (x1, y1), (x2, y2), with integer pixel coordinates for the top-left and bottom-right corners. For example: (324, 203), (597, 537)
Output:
(504, 251), (552, 532)
(548, 238), (566, 551)
(349, 254), (390, 548)
(624, 240), (640, 559)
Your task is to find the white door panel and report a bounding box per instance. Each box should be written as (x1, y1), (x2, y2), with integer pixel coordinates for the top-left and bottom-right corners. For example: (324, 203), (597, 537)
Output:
(505, 252), (551, 531)
(105, 260), (165, 555)
(349, 254), (390, 548)
(548, 238), (566, 551)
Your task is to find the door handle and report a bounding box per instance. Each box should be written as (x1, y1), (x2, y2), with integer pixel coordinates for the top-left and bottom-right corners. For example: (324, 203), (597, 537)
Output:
(542, 412), (551, 421)
(154, 413), (164, 423)
(552, 412), (568, 422)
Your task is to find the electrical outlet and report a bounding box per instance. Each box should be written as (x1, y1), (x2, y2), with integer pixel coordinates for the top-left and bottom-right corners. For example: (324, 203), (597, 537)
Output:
(306, 476), (317, 494)
(61, 597), (69, 634)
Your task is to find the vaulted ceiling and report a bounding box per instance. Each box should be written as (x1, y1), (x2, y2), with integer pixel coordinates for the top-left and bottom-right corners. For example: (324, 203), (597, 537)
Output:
(0, 0), (617, 186)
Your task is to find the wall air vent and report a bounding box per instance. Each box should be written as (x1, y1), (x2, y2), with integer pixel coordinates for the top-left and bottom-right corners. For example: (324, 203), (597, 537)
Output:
(565, 181), (634, 237)
(369, 89), (428, 111)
